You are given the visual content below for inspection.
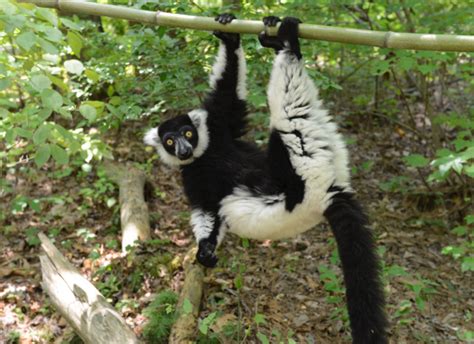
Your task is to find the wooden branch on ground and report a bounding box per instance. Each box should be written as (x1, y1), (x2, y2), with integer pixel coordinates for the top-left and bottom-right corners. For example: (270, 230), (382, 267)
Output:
(169, 248), (205, 344)
(38, 232), (140, 344)
(19, 0), (474, 52)
(104, 161), (151, 254)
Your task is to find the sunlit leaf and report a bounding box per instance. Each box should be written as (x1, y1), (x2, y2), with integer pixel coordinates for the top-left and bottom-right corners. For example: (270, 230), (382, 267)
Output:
(67, 31), (83, 56)
(79, 104), (97, 122)
(31, 74), (52, 91)
(64, 59), (84, 75)
(85, 69), (100, 83)
(403, 154), (429, 168)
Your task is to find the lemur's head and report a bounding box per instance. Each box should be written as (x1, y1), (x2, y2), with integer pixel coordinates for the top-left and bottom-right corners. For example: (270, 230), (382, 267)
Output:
(144, 109), (209, 166)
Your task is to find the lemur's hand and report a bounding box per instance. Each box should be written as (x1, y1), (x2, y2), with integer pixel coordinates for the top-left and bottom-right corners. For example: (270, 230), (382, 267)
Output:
(213, 13), (240, 48)
(197, 239), (218, 268)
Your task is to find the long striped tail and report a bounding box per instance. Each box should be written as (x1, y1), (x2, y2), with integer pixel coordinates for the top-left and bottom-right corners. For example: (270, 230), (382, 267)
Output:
(324, 191), (388, 344)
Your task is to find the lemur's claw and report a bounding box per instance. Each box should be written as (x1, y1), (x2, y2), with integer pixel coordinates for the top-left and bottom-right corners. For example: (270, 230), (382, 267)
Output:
(213, 13), (239, 46)
(197, 240), (218, 268)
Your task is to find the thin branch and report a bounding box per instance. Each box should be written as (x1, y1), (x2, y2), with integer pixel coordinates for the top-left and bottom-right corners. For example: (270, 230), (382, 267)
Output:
(19, 0), (474, 52)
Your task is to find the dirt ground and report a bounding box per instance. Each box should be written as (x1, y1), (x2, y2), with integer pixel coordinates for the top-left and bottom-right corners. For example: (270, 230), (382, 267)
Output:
(1, 113), (473, 343)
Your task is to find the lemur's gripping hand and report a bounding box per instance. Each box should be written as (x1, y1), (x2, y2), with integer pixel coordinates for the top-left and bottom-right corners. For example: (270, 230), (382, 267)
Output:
(197, 239), (218, 268)
(259, 16), (302, 59)
(213, 13), (240, 49)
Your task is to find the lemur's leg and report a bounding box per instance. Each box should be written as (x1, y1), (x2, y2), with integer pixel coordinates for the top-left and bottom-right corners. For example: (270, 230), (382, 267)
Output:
(261, 17), (388, 343)
(209, 13), (247, 101)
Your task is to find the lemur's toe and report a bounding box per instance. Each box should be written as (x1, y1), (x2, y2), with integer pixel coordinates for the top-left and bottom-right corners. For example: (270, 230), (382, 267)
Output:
(215, 13), (236, 25)
(263, 16), (281, 27)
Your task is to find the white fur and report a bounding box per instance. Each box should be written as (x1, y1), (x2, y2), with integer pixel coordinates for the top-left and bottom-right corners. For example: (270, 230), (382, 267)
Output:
(209, 43), (247, 100)
(219, 50), (351, 241)
(143, 110), (209, 167)
(190, 209), (215, 243)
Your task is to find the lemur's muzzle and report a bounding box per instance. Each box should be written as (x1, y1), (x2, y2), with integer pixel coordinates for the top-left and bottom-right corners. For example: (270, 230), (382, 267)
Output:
(175, 137), (193, 160)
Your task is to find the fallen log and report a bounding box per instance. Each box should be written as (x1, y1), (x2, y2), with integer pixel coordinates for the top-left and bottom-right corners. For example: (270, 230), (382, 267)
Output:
(169, 248), (206, 344)
(103, 161), (151, 253)
(38, 232), (140, 344)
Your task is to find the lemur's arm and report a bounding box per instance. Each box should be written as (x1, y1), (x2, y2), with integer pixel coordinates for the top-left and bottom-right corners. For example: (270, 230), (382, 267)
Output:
(191, 208), (222, 268)
(205, 13), (248, 138)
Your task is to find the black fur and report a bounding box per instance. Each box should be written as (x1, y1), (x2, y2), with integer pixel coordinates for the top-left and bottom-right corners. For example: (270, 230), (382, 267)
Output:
(324, 192), (388, 343)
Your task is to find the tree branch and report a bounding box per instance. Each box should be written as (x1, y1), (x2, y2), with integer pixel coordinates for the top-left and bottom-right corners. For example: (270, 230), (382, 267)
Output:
(19, 0), (474, 52)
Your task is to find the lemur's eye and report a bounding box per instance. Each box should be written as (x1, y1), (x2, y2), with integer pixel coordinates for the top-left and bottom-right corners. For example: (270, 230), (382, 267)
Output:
(185, 131), (193, 139)
(166, 138), (174, 146)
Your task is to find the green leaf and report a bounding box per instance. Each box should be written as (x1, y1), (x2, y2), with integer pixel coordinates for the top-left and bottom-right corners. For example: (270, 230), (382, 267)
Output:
(465, 215), (474, 225)
(16, 128), (33, 139)
(41, 89), (63, 110)
(16, 32), (36, 51)
(35, 143), (51, 167)
(42, 27), (63, 42)
(31, 74), (52, 92)
(67, 31), (83, 56)
(50, 144), (69, 165)
(461, 257), (474, 272)
(418, 64), (437, 75)
(403, 154), (429, 168)
(182, 298), (192, 315)
(79, 104), (97, 122)
(33, 124), (51, 145)
(398, 56), (415, 71)
(36, 7), (58, 26)
(37, 37), (58, 54)
(0, 77), (11, 91)
(64, 59), (84, 75)
(256, 332), (270, 344)
(85, 69), (100, 83)
(61, 18), (82, 31)
(254, 313), (266, 325)
(451, 226), (467, 236)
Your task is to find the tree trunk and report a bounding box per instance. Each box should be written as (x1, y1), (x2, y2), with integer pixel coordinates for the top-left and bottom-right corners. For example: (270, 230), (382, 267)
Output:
(169, 248), (205, 344)
(104, 161), (151, 253)
(38, 232), (140, 344)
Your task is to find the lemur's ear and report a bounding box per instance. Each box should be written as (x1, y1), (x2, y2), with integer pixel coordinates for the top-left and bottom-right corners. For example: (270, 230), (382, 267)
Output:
(144, 127), (159, 147)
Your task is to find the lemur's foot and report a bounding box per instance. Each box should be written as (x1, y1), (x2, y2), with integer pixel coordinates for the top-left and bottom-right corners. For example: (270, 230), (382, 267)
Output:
(258, 16), (283, 51)
(197, 240), (218, 268)
(259, 16), (302, 59)
(213, 13), (240, 48)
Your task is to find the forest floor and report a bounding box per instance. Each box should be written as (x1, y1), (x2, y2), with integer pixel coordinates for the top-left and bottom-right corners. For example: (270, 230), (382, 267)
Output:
(1, 105), (473, 343)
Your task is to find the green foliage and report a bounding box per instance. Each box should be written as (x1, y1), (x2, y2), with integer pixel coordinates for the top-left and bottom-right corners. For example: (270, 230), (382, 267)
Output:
(142, 290), (178, 344)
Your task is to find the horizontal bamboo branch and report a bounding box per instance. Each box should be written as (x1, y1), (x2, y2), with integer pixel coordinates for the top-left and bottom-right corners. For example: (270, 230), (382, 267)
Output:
(20, 0), (474, 52)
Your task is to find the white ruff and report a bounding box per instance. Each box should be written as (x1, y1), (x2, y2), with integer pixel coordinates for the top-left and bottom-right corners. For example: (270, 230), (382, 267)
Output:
(209, 43), (247, 100)
(219, 50), (351, 241)
(143, 110), (209, 167)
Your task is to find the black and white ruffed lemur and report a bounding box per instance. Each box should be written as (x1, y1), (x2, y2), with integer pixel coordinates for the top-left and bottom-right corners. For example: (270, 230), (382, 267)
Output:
(144, 14), (388, 343)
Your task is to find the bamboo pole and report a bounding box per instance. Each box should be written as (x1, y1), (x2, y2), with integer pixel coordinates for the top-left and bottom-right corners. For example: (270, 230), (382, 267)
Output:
(19, 0), (474, 52)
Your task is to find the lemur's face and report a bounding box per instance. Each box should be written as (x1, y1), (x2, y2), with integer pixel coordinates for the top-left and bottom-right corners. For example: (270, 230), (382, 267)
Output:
(158, 115), (198, 161)
(144, 110), (209, 166)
